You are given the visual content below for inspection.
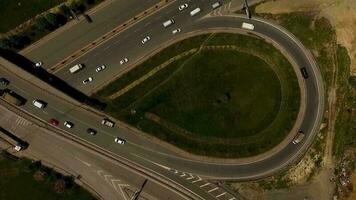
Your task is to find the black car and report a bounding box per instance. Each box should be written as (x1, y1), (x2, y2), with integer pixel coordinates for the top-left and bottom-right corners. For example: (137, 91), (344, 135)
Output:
(87, 128), (97, 135)
(0, 78), (9, 86)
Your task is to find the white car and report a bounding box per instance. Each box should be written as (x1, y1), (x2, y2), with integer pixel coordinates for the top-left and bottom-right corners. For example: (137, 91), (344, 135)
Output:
(82, 77), (93, 84)
(179, 4), (188, 11)
(64, 121), (74, 129)
(114, 137), (126, 145)
(120, 58), (129, 65)
(101, 118), (115, 127)
(141, 36), (151, 44)
(95, 65), (106, 72)
(34, 61), (43, 68)
(172, 28), (181, 34)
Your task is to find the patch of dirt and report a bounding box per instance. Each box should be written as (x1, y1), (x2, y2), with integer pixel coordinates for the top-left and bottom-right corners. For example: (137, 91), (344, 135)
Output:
(255, 0), (356, 75)
(346, 173), (356, 200)
(287, 153), (315, 184)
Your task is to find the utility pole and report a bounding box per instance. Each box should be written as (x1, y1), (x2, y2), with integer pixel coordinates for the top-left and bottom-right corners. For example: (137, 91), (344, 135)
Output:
(130, 179), (148, 200)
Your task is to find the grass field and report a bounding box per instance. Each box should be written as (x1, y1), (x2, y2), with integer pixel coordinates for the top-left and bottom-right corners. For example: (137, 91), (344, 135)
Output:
(94, 33), (300, 158)
(0, 151), (95, 200)
(0, 0), (65, 33)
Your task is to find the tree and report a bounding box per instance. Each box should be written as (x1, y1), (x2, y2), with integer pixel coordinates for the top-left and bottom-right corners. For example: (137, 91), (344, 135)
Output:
(0, 38), (12, 49)
(35, 16), (52, 31)
(53, 179), (66, 194)
(46, 13), (60, 28)
(9, 35), (30, 49)
(59, 4), (71, 17)
(86, 0), (96, 5)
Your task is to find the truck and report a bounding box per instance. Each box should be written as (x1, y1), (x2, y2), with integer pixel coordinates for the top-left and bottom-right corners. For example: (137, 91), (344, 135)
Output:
(292, 131), (305, 144)
(190, 8), (201, 16)
(69, 64), (84, 74)
(162, 19), (174, 28)
(241, 22), (254, 30)
(0, 127), (28, 151)
(0, 89), (26, 106)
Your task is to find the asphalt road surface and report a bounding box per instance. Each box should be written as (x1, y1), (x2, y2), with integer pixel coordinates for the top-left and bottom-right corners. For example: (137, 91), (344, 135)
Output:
(1, 0), (324, 199)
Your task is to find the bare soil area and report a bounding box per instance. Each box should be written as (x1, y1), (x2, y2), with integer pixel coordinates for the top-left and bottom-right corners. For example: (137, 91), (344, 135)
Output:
(255, 0), (356, 75)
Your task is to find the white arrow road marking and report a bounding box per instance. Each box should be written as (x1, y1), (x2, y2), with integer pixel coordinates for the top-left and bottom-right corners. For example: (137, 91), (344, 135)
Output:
(192, 176), (202, 183)
(97, 170), (105, 178)
(216, 192), (226, 198)
(200, 183), (210, 188)
(104, 174), (114, 183)
(75, 157), (91, 167)
(186, 173), (194, 180)
(180, 172), (186, 177)
(172, 169), (178, 174)
(208, 187), (218, 193)
(112, 179), (129, 200)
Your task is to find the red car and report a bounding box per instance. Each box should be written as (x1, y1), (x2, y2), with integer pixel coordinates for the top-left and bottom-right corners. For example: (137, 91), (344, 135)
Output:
(49, 118), (59, 126)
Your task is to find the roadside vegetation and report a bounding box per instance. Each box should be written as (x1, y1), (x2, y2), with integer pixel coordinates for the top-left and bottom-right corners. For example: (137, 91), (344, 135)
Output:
(0, 150), (96, 200)
(0, 0), (103, 51)
(94, 33), (300, 158)
(228, 8), (354, 198)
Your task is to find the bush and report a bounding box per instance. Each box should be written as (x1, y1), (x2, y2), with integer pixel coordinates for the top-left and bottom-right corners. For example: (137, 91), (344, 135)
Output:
(53, 179), (66, 194)
(59, 4), (71, 17)
(0, 38), (12, 49)
(45, 13), (60, 28)
(35, 16), (53, 31)
(86, 0), (96, 5)
(9, 35), (31, 49)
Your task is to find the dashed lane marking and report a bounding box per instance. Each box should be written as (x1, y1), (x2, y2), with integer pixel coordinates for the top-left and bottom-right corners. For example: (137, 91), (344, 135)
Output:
(208, 187), (218, 193)
(200, 183), (210, 188)
(216, 192), (226, 198)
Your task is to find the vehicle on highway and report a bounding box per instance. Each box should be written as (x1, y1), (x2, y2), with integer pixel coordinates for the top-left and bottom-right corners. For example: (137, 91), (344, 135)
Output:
(101, 118), (115, 127)
(120, 58), (129, 65)
(179, 3), (188, 11)
(300, 67), (309, 79)
(292, 131), (305, 144)
(34, 61), (43, 68)
(172, 28), (181, 34)
(49, 118), (59, 126)
(241, 22), (255, 30)
(212, 1), (221, 9)
(96, 65), (106, 72)
(0, 89), (26, 106)
(69, 64), (84, 74)
(87, 128), (97, 135)
(32, 99), (47, 109)
(114, 137), (126, 145)
(162, 19), (174, 28)
(82, 77), (93, 84)
(190, 8), (201, 16)
(141, 36), (151, 44)
(0, 78), (9, 86)
(64, 121), (74, 129)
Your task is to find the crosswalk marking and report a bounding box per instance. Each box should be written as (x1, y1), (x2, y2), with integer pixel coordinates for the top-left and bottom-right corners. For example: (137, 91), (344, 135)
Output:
(208, 187), (218, 193)
(216, 192), (226, 198)
(200, 183), (210, 188)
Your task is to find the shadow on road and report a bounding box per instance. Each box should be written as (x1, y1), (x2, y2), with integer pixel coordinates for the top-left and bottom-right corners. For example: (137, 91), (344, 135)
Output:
(0, 49), (106, 110)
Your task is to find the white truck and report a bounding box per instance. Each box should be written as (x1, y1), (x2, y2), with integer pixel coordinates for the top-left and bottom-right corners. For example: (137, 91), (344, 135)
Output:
(241, 22), (255, 30)
(69, 64), (84, 74)
(162, 19), (174, 28)
(190, 8), (201, 16)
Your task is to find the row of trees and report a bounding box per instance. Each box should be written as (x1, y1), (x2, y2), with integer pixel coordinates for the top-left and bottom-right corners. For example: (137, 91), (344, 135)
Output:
(0, 0), (101, 51)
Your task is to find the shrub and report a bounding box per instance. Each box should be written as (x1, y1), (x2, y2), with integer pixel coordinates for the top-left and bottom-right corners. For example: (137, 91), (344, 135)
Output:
(35, 16), (53, 31)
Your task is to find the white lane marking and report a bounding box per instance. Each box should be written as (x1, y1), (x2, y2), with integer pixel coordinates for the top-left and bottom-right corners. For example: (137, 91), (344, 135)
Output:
(208, 187), (218, 193)
(180, 172), (186, 177)
(104, 174), (114, 183)
(75, 157), (91, 167)
(186, 173), (194, 180)
(131, 153), (171, 170)
(200, 183), (210, 188)
(192, 176), (202, 183)
(216, 192), (226, 198)
(228, 198), (236, 200)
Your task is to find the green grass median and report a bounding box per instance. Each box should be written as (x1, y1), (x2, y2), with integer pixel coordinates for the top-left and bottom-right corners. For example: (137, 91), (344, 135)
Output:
(94, 33), (300, 158)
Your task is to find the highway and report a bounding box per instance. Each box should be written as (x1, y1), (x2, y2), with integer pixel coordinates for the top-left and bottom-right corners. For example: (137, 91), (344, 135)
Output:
(1, 0), (324, 199)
